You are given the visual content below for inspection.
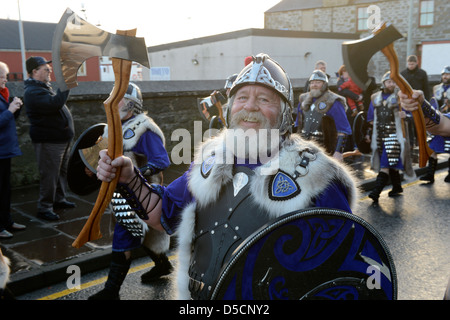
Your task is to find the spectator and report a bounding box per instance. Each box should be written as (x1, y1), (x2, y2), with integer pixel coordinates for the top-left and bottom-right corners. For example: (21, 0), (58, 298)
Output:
(23, 56), (75, 221)
(0, 62), (26, 238)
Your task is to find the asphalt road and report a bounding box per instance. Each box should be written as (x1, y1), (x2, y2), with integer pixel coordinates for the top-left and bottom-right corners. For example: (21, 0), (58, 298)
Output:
(16, 169), (450, 301)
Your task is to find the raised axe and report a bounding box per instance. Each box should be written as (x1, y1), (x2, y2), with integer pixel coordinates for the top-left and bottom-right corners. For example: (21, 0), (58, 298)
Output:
(342, 22), (433, 168)
(51, 8), (150, 248)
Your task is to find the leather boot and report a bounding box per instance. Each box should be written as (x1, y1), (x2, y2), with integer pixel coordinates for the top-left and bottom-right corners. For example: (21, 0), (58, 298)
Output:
(388, 169), (403, 197)
(369, 171), (389, 203)
(444, 158), (450, 183)
(88, 252), (131, 300)
(420, 157), (437, 184)
(141, 248), (173, 284)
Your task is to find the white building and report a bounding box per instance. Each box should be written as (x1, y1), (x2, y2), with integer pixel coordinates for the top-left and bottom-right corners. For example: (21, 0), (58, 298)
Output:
(147, 28), (359, 82)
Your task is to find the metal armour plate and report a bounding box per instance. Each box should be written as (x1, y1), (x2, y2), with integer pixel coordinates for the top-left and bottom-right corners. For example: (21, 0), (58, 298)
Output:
(211, 208), (397, 300)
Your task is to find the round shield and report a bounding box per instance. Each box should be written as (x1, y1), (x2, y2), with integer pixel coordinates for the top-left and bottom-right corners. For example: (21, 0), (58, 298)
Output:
(353, 111), (371, 154)
(68, 123), (106, 196)
(211, 208), (397, 300)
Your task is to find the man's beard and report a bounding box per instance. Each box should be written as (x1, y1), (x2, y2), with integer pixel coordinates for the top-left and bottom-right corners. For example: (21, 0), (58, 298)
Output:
(227, 109), (281, 163)
(443, 77), (450, 85)
(383, 86), (395, 94)
(309, 88), (324, 98)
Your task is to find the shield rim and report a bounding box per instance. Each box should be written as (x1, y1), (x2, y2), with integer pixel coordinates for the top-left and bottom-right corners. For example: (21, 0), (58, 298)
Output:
(67, 123), (106, 196)
(353, 111), (372, 154)
(210, 207), (397, 300)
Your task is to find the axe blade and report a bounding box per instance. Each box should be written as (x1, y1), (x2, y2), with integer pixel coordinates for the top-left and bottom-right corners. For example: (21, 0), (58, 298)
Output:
(342, 23), (403, 90)
(52, 8), (150, 91)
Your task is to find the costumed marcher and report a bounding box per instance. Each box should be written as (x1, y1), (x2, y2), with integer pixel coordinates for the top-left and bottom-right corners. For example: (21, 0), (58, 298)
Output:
(419, 66), (450, 184)
(88, 83), (172, 300)
(96, 54), (361, 300)
(399, 84), (450, 302)
(0, 61), (26, 239)
(295, 69), (352, 161)
(399, 90), (450, 137)
(365, 72), (415, 205)
(303, 60), (330, 93)
(23, 56), (75, 221)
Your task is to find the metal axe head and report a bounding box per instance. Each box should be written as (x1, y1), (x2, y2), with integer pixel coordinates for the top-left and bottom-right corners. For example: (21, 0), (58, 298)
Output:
(341, 23), (403, 90)
(52, 8), (150, 91)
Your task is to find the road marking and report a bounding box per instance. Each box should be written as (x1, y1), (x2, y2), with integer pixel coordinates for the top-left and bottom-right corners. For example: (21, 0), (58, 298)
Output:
(38, 255), (176, 300)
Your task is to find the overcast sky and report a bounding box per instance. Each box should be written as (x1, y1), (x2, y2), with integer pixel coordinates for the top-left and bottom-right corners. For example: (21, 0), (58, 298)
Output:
(2, 0), (282, 46)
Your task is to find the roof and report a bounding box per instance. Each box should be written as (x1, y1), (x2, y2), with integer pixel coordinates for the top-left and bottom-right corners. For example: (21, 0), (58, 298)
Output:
(0, 19), (56, 51)
(148, 28), (359, 52)
(265, 0), (381, 13)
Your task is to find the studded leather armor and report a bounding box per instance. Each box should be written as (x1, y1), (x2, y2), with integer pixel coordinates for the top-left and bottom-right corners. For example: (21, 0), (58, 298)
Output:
(373, 92), (401, 167)
(188, 166), (272, 300)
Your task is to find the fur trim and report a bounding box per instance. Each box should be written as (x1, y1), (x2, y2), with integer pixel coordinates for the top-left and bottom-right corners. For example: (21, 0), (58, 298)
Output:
(0, 249), (10, 289)
(300, 91), (348, 113)
(175, 203), (196, 300)
(104, 113), (166, 149)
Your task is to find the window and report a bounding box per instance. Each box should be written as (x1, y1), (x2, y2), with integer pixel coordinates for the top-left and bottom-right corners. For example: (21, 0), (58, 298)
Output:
(419, 0), (434, 27)
(357, 7), (369, 31)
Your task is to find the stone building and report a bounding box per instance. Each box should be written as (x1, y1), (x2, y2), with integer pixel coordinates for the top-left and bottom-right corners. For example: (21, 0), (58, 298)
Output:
(264, 0), (449, 80)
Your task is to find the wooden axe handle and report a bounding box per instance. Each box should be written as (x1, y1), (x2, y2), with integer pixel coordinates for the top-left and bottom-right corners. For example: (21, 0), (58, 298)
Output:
(72, 29), (135, 248)
(375, 23), (433, 168)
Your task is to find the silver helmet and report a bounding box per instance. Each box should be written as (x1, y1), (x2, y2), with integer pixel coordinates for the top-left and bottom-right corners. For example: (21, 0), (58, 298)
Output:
(124, 82), (143, 114)
(441, 66), (450, 75)
(309, 69), (328, 84)
(381, 71), (391, 88)
(227, 53), (294, 135)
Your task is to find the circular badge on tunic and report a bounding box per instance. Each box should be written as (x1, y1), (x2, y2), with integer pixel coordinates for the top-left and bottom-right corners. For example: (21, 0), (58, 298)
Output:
(211, 208), (397, 300)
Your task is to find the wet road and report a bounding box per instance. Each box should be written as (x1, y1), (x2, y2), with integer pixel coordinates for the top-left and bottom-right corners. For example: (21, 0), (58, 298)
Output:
(15, 169), (450, 301)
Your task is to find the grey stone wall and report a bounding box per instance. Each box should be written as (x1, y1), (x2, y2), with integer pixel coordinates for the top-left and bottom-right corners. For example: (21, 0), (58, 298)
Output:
(265, 0), (450, 80)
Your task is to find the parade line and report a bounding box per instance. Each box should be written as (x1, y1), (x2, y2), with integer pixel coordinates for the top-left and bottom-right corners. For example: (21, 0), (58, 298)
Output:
(37, 173), (443, 300)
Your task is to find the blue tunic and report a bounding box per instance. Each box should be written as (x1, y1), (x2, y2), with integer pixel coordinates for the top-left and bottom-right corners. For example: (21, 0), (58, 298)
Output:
(159, 162), (353, 236)
(428, 97), (450, 153)
(113, 121), (170, 252)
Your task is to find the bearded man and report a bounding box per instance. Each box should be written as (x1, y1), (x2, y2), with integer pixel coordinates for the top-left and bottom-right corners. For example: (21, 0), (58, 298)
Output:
(365, 72), (415, 205)
(295, 70), (352, 161)
(95, 54), (358, 300)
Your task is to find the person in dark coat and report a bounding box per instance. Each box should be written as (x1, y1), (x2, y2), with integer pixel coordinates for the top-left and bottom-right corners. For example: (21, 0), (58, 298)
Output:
(23, 56), (75, 221)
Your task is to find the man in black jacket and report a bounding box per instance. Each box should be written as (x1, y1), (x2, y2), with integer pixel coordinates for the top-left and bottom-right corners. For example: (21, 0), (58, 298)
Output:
(24, 56), (75, 221)
(400, 55), (431, 148)
(401, 55), (431, 100)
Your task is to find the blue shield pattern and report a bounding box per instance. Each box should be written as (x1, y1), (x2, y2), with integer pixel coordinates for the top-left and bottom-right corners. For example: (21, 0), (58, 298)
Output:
(211, 208), (397, 300)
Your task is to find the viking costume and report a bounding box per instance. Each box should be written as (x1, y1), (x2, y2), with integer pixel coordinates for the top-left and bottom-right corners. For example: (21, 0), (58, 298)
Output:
(421, 66), (450, 183)
(366, 73), (415, 203)
(173, 130), (358, 299)
(89, 83), (171, 300)
(295, 70), (352, 155)
(105, 112), (170, 252)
